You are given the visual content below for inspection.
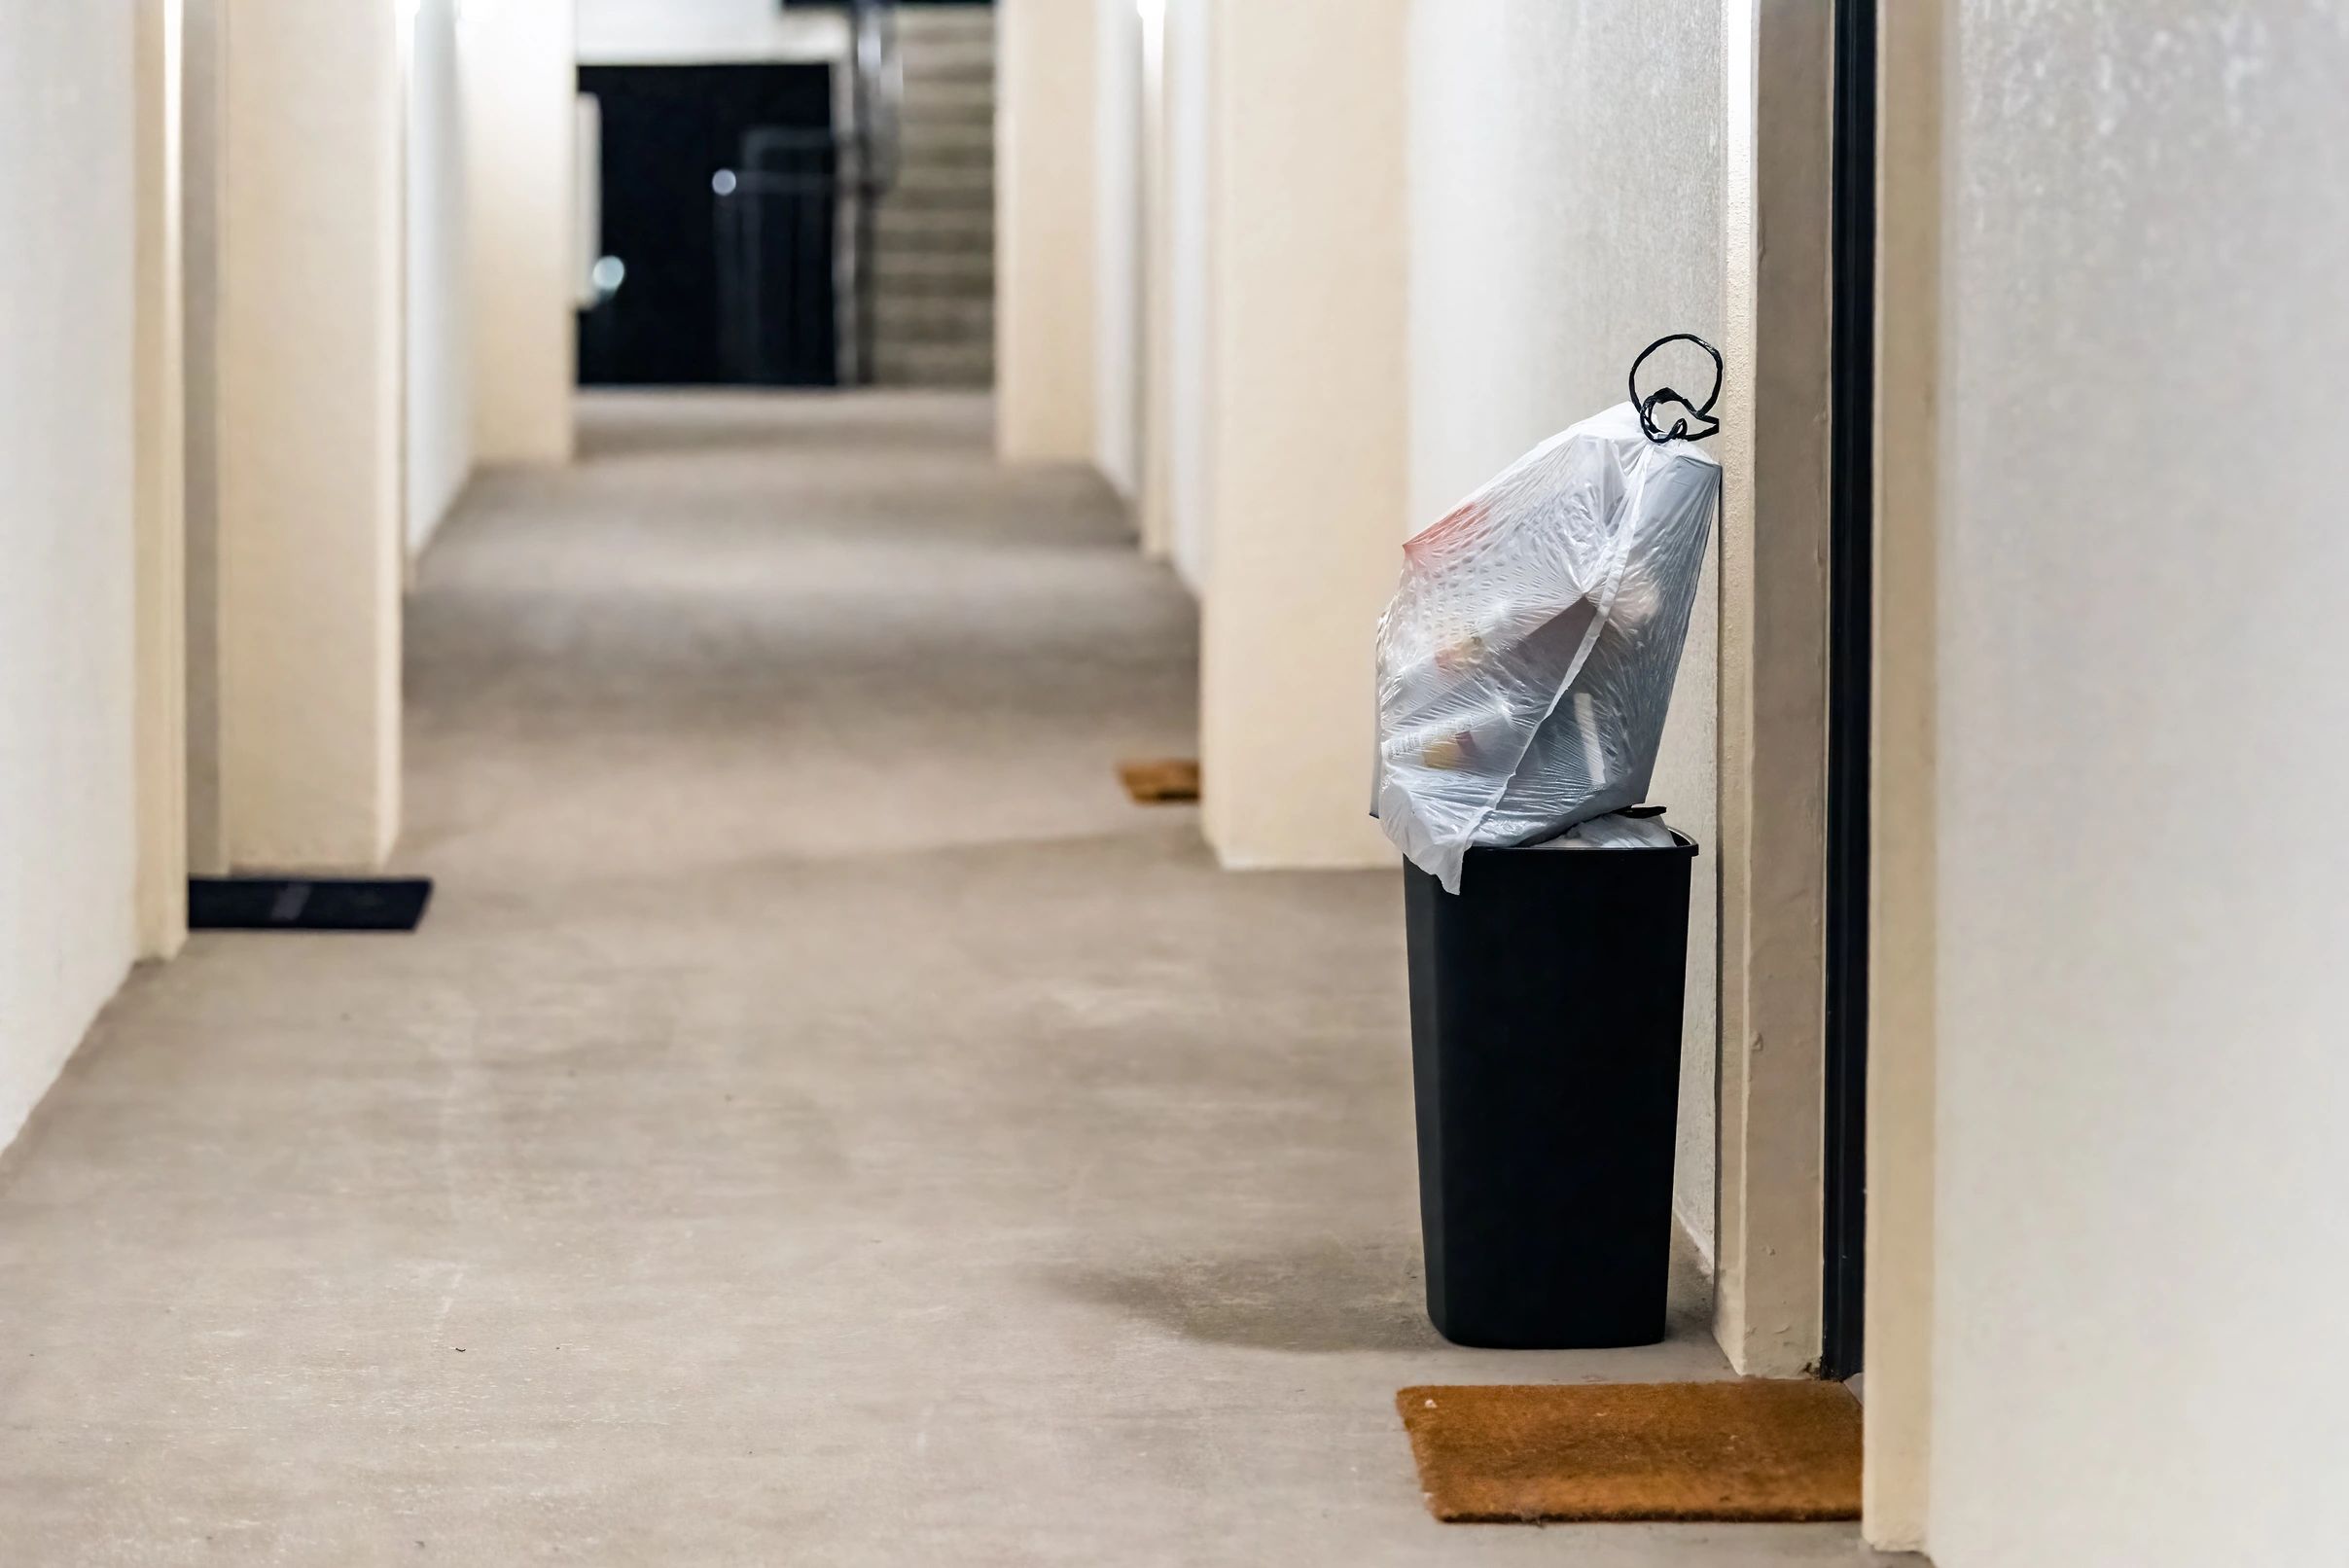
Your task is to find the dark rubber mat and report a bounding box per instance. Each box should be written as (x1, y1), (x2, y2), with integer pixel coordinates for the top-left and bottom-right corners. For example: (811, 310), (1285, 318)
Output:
(188, 877), (434, 933)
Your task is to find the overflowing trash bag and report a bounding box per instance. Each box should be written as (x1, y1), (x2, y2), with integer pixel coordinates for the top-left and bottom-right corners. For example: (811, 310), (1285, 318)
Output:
(1374, 343), (1724, 892)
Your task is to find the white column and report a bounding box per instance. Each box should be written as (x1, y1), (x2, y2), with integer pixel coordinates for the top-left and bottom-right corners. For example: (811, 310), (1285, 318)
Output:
(1156, 0), (1214, 593)
(996, 0), (1098, 462)
(135, 0), (190, 954)
(408, 0), (475, 554)
(1710, 0), (1833, 1379)
(1197, 0), (1408, 869)
(215, 0), (406, 869)
(464, 0), (577, 465)
(1090, 0), (1144, 501)
(182, 0), (228, 875)
(1865, 4), (1942, 1547)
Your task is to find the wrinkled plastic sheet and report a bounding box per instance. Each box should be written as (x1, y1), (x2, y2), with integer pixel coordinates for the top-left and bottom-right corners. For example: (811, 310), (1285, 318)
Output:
(1529, 811), (1680, 851)
(1374, 403), (1719, 891)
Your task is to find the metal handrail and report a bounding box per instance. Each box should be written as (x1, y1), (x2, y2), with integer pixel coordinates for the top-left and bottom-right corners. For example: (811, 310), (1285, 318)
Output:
(846, 0), (905, 195)
(843, 0), (904, 382)
(714, 127), (844, 385)
(710, 1), (906, 387)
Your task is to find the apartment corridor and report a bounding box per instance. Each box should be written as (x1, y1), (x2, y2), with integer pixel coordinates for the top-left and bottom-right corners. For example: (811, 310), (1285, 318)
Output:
(0, 397), (1875, 1565)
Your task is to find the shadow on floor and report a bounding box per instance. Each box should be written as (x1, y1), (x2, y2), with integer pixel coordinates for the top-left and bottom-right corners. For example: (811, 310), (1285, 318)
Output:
(1052, 1228), (1717, 1357)
(1047, 1238), (1449, 1355)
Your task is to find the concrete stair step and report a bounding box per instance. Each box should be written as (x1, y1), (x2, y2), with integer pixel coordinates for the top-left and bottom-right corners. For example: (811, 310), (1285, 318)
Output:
(901, 94), (994, 125)
(899, 96), (990, 129)
(902, 69), (994, 94)
(897, 90), (991, 120)
(895, 146), (994, 183)
(895, 11), (998, 42)
(883, 124), (986, 160)
(900, 105), (991, 128)
(900, 50), (994, 81)
(898, 26), (996, 77)
(874, 340), (994, 389)
(864, 7), (994, 395)
(874, 205), (993, 251)
(897, 112), (993, 146)
(872, 249), (993, 296)
(898, 104), (994, 139)
(893, 166), (988, 207)
(875, 294), (994, 344)
(900, 130), (994, 163)
(899, 82), (995, 120)
(886, 167), (993, 208)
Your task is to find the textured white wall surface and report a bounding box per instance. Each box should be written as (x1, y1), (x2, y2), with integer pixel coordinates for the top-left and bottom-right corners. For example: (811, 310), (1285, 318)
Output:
(0, 8), (138, 1145)
(577, 0), (845, 64)
(1929, 6), (2349, 1565)
(1407, 0), (1724, 1255)
(409, 0), (473, 554)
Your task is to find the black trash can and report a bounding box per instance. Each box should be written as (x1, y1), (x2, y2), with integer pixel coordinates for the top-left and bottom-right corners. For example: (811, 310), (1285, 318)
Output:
(1405, 831), (1697, 1349)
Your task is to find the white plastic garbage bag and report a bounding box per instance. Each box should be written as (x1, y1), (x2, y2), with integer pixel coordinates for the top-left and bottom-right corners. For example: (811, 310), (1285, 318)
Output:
(1374, 401), (1720, 892)
(1528, 810), (1680, 851)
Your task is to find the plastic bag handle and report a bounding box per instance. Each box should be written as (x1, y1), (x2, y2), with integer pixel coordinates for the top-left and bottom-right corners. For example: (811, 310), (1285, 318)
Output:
(1628, 334), (1725, 445)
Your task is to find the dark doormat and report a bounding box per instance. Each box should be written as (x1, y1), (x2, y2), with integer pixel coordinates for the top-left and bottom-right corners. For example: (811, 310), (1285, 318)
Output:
(189, 877), (434, 933)
(1117, 758), (1201, 804)
(1397, 1380), (1862, 1523)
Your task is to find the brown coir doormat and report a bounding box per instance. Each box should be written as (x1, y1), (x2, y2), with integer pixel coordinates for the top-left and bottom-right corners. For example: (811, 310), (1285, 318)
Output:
(1118, 758), (1201, 803)
(1397, 1381), (1862, 1523)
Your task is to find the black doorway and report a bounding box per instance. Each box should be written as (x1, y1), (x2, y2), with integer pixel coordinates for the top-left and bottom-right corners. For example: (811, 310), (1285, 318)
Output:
(578, 63), (836, 387)
(1820, 0), (1877, 1382)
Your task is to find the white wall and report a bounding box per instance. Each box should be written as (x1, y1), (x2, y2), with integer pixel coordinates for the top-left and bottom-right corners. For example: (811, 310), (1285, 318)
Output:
(576, 0), (844, 64)
(466, 0), (576, 465)
(134, 0), (191, 960)
(1090, 0), (1143, 502)
(1158, 0), (1213, 593)
(1197, 0), (1406, 869)
(0, 7), (139, 1144)
(575, 94), (602, 310)
(997, 0), (1098, 462)
(1927, 6), (2349, 1565)
(409, 0), (473, 555)
(184, 0), (229, 877)
(217, 0), (406, 870)
(1712, 0), (1836, 1379)
(1407, 0), (1724, 1259)
(1865, 2), (1941, 1542)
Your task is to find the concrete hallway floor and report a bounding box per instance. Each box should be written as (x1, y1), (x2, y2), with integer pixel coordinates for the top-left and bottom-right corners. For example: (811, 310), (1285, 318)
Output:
(0, 395), (1892, 1565)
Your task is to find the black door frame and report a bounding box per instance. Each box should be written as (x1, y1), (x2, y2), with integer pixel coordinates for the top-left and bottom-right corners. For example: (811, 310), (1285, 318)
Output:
(1820, 0), (1877, 1382)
